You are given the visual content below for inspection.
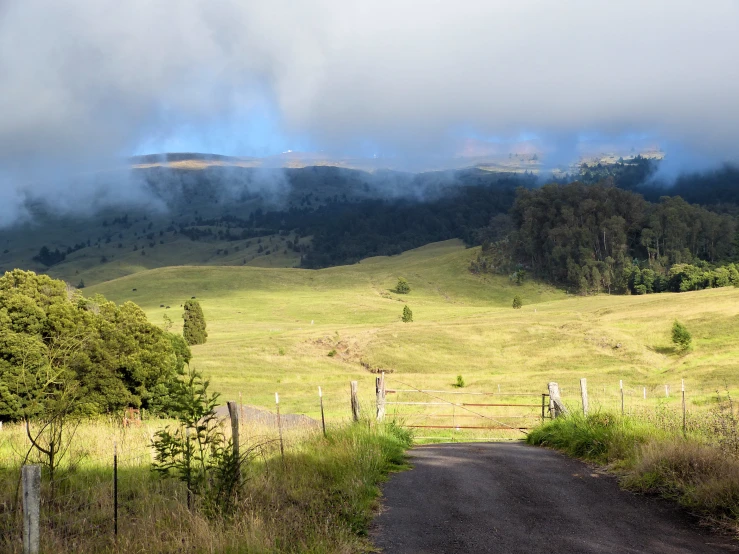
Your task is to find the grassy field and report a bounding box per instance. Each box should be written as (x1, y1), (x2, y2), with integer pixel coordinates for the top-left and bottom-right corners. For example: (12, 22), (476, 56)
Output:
(87, 240), (739, 438)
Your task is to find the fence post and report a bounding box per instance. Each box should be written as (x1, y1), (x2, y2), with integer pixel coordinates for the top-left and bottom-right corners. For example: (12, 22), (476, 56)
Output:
(185, 428), (192, 510)
(547, 382), (567, 418)
(114, 442), (118, 538)
(22, 464), (40, 554)
(227, 401), (241, 479)
(580, 378), (588, 417)
(275, 393), (284, 461)
(376, 372), (386, 421)
(350, 381), (360, 422)
(665, 384), (669, 398)
(682, 379), (686, 435)
(541, 393), (546, 421)
(319, 387), (326, 437)
(643, 387), (646, 400)
(620, 380), (624, 416)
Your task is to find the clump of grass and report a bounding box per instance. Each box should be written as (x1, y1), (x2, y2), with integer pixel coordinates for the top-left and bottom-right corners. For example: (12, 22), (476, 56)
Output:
(327, 349), (337, 357)
(528, 406), (739, 533)
(526, 412), (658, 467)
(453, 375), (465, 388)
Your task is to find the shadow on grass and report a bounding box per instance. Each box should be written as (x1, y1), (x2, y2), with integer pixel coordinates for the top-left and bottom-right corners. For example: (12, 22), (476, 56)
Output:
(649, 345), (679, 355)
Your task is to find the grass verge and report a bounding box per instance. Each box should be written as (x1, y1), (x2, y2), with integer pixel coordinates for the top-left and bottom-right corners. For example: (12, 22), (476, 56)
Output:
(527, 412), (739, 534)
(0, 420), (412, 553)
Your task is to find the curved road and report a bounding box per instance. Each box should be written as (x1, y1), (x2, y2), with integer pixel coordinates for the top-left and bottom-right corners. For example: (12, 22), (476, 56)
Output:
(372, 442), (737, 553)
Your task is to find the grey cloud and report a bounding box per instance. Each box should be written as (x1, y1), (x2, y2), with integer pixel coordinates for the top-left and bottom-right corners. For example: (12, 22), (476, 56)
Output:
(1, 0), (738, 224)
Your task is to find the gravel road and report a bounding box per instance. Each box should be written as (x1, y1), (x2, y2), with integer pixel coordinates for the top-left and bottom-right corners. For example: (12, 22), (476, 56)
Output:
(371, 442), (737, 553)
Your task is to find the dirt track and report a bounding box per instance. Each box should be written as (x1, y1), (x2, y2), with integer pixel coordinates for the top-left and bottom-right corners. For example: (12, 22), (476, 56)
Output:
(372, 442), (737, 553)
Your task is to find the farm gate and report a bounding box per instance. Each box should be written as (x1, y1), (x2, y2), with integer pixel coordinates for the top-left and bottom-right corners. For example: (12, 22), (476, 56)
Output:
(374, 374), (551, 441)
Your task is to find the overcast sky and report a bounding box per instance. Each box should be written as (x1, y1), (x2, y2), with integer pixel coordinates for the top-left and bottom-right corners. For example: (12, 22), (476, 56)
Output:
(1, 0), (738, 223)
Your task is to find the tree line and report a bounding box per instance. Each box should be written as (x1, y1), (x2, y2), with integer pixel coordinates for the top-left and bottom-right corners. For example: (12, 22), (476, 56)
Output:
(474, 181), (739, 293)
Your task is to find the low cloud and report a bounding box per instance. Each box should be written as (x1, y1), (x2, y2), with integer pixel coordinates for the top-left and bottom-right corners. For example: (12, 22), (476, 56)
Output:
(1, 1), (738, 225)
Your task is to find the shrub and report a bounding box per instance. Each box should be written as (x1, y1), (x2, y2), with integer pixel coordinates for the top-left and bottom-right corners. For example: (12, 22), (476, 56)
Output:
(671, 320), (692, 351)
(152, 368), (244, 515)
(512, 295), (522, 309)
(395, 277), (410, 294)
(453, 375), (465, 388)
(402, 305), (413, 322)
(328, 349), (337, 357)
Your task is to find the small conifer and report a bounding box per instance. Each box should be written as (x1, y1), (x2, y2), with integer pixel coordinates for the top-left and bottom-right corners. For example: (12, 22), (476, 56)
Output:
(183, 299), (208, 345)
(402, 305), (413, 323)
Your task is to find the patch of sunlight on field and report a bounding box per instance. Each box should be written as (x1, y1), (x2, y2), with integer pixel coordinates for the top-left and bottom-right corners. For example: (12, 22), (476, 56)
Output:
(89, 240), (739, 432)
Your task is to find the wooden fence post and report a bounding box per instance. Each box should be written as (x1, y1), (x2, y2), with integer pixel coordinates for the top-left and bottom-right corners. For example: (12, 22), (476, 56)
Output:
(319, 386), (326, 437)
(114, 442), (118, 538)
(350, 381), (360, 422)
(275, 393), (284, 461)
(376, 373), (386, 421)
(682, 379), (686, 435)
(547, 382), (568, 418)
(227, 401), (240, 479)
(580, 378), (588, 417)
(22, 464), (40, 554)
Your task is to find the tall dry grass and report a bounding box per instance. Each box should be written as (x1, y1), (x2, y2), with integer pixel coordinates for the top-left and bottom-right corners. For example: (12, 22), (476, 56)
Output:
(0, 417), (411, 553)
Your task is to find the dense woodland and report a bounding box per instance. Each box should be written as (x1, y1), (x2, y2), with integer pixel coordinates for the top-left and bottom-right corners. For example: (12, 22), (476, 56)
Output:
(0, 270), (190, 422)
(473, 182), (739, 293)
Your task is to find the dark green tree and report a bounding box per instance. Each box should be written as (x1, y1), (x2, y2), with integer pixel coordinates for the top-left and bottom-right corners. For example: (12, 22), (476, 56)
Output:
(402, 305), (413, 323)
(512, 295), (522, 309)
(183, 299), (208, 345)
(0, 270), (189, 422)
(395, 277), (411, 294)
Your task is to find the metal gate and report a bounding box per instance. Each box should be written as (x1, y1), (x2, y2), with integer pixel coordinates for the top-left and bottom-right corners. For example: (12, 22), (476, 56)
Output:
(377, 375), (550, 441)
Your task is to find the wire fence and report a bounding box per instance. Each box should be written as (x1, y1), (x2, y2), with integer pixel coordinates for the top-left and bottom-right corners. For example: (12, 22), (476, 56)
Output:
(0, 386), (351, 554)
(3, 377), (735, 551)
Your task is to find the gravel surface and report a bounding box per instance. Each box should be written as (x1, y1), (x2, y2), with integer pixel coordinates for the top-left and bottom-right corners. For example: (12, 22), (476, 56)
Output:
(372, 442), (738, 553)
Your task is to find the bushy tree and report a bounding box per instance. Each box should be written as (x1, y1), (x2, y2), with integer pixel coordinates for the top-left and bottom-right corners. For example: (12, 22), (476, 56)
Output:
(0, 270), (190, 422)
(671, 320), (692, 351)
(512, 295), (522, 309)
(402, 305), (413, 323)
(395, 277), (410, 294)
(183, 299), (208, 345)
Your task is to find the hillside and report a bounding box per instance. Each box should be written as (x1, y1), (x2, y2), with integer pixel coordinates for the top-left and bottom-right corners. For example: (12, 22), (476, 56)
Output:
(0, 162), (524, 286)
(88, 240), (739, 422)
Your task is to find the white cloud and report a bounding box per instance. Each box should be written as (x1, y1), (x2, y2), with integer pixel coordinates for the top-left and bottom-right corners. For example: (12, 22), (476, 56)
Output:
(0, 0), (738, 223)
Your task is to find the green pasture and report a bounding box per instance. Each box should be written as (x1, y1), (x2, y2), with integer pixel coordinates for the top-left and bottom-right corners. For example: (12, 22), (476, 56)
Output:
(88, 240), (739, 435)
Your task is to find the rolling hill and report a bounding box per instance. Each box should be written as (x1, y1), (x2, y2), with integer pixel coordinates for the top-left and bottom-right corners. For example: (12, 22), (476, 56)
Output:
(88, 240), (739, 428)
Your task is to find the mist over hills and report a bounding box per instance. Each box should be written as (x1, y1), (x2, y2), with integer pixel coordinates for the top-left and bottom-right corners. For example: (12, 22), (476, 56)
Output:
(1, 151), (739, 288)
